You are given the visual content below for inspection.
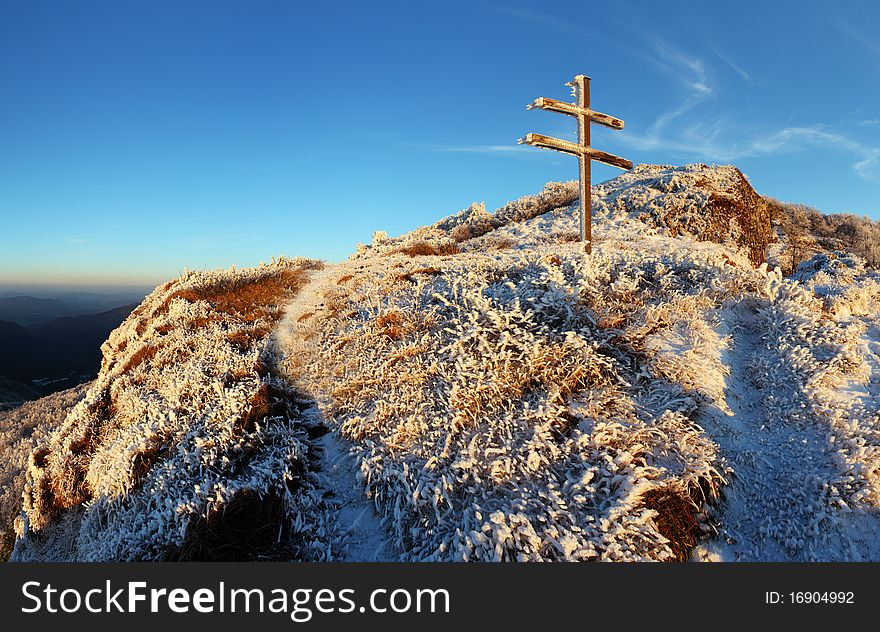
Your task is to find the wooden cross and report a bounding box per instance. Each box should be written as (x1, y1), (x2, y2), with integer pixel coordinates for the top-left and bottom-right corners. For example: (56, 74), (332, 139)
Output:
(519, 74), (632, 254)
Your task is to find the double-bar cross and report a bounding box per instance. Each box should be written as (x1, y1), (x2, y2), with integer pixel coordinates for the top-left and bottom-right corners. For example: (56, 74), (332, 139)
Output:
(519, 74), (632, 254)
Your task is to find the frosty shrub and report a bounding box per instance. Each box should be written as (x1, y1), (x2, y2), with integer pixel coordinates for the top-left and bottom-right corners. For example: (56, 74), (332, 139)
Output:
(767, 197), (880, 270)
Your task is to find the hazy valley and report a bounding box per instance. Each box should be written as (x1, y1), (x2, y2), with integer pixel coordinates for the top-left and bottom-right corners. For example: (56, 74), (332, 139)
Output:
(0, 291), (146, 408)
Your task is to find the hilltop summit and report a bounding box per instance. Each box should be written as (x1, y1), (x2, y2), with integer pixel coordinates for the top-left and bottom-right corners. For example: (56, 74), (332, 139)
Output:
(355, 163), (772, 266)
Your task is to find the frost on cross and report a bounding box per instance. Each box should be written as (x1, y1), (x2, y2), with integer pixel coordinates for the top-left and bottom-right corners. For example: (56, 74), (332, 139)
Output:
(520, 74), (632, 254)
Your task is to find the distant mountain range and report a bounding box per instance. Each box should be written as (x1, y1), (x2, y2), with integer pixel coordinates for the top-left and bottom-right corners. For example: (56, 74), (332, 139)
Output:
(0, 288), (148, 326)
(0, 296), (70, 327)
(0, 303), (137, 403)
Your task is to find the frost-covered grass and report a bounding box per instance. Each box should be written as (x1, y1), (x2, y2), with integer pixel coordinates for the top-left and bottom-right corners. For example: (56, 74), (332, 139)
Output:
(750, 255), (880, 554)
(767, 253), (880, 502)
(277, 163), (880, 561)
(281, 238), (767, 560)
(0, 384), (89, 560)
(12, 258), (334, 561)
(353, 181), (579, 260)
(12, 163), (880, 562)
(0, 376), (40, 411)
(686, 253), (880, 561)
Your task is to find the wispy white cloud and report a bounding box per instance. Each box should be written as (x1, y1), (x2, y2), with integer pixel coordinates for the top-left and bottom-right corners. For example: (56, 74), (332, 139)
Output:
(495, 6), (588, 36)
(752, 128), (880, 182)
(490, 6), (880, 182)
(64, 237), (89, 246)
(617, 123), (880, 182)
(839, 20), (880, 68)
(626, 39), (716, 142)
(714, 50), (751, 82)
(497, 5), (711, 107)
(618, 35), (880, 182)
(651, 40), (713, 98)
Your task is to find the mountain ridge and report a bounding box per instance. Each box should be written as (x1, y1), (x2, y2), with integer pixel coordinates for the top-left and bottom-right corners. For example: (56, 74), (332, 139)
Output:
(7, 163), (880, 562)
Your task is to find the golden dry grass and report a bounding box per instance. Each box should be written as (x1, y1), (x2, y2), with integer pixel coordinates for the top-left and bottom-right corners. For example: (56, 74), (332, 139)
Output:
(397, 242), (460, 257)
(489, 237), (518, 250)
(227, 324), (274, 351)
(238, 382), (300, 434)
(323, 297), (349, 320)
(166, 268), (307, 322)
(375, 311), (406, 341)
(240, 384), (272, 432)
(395, 267), (443, 283)
(120, 345), (160, 374)
(642, 486), (703, 562)
(554, 231), (580, 243)
(373, 309), (432, 341)
(130, 433), (172, 485)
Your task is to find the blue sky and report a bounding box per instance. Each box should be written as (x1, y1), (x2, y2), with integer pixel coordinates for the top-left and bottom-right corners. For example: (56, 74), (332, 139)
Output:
(1, 0), (878, 286)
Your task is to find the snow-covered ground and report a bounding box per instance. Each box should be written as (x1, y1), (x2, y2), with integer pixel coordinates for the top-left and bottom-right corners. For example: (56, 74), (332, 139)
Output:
(9, 163), (880, 561)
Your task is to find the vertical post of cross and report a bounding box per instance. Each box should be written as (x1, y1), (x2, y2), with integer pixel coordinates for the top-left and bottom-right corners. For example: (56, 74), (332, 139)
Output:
(520, 73), (631, 254)
(575, 75), (591, 253)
